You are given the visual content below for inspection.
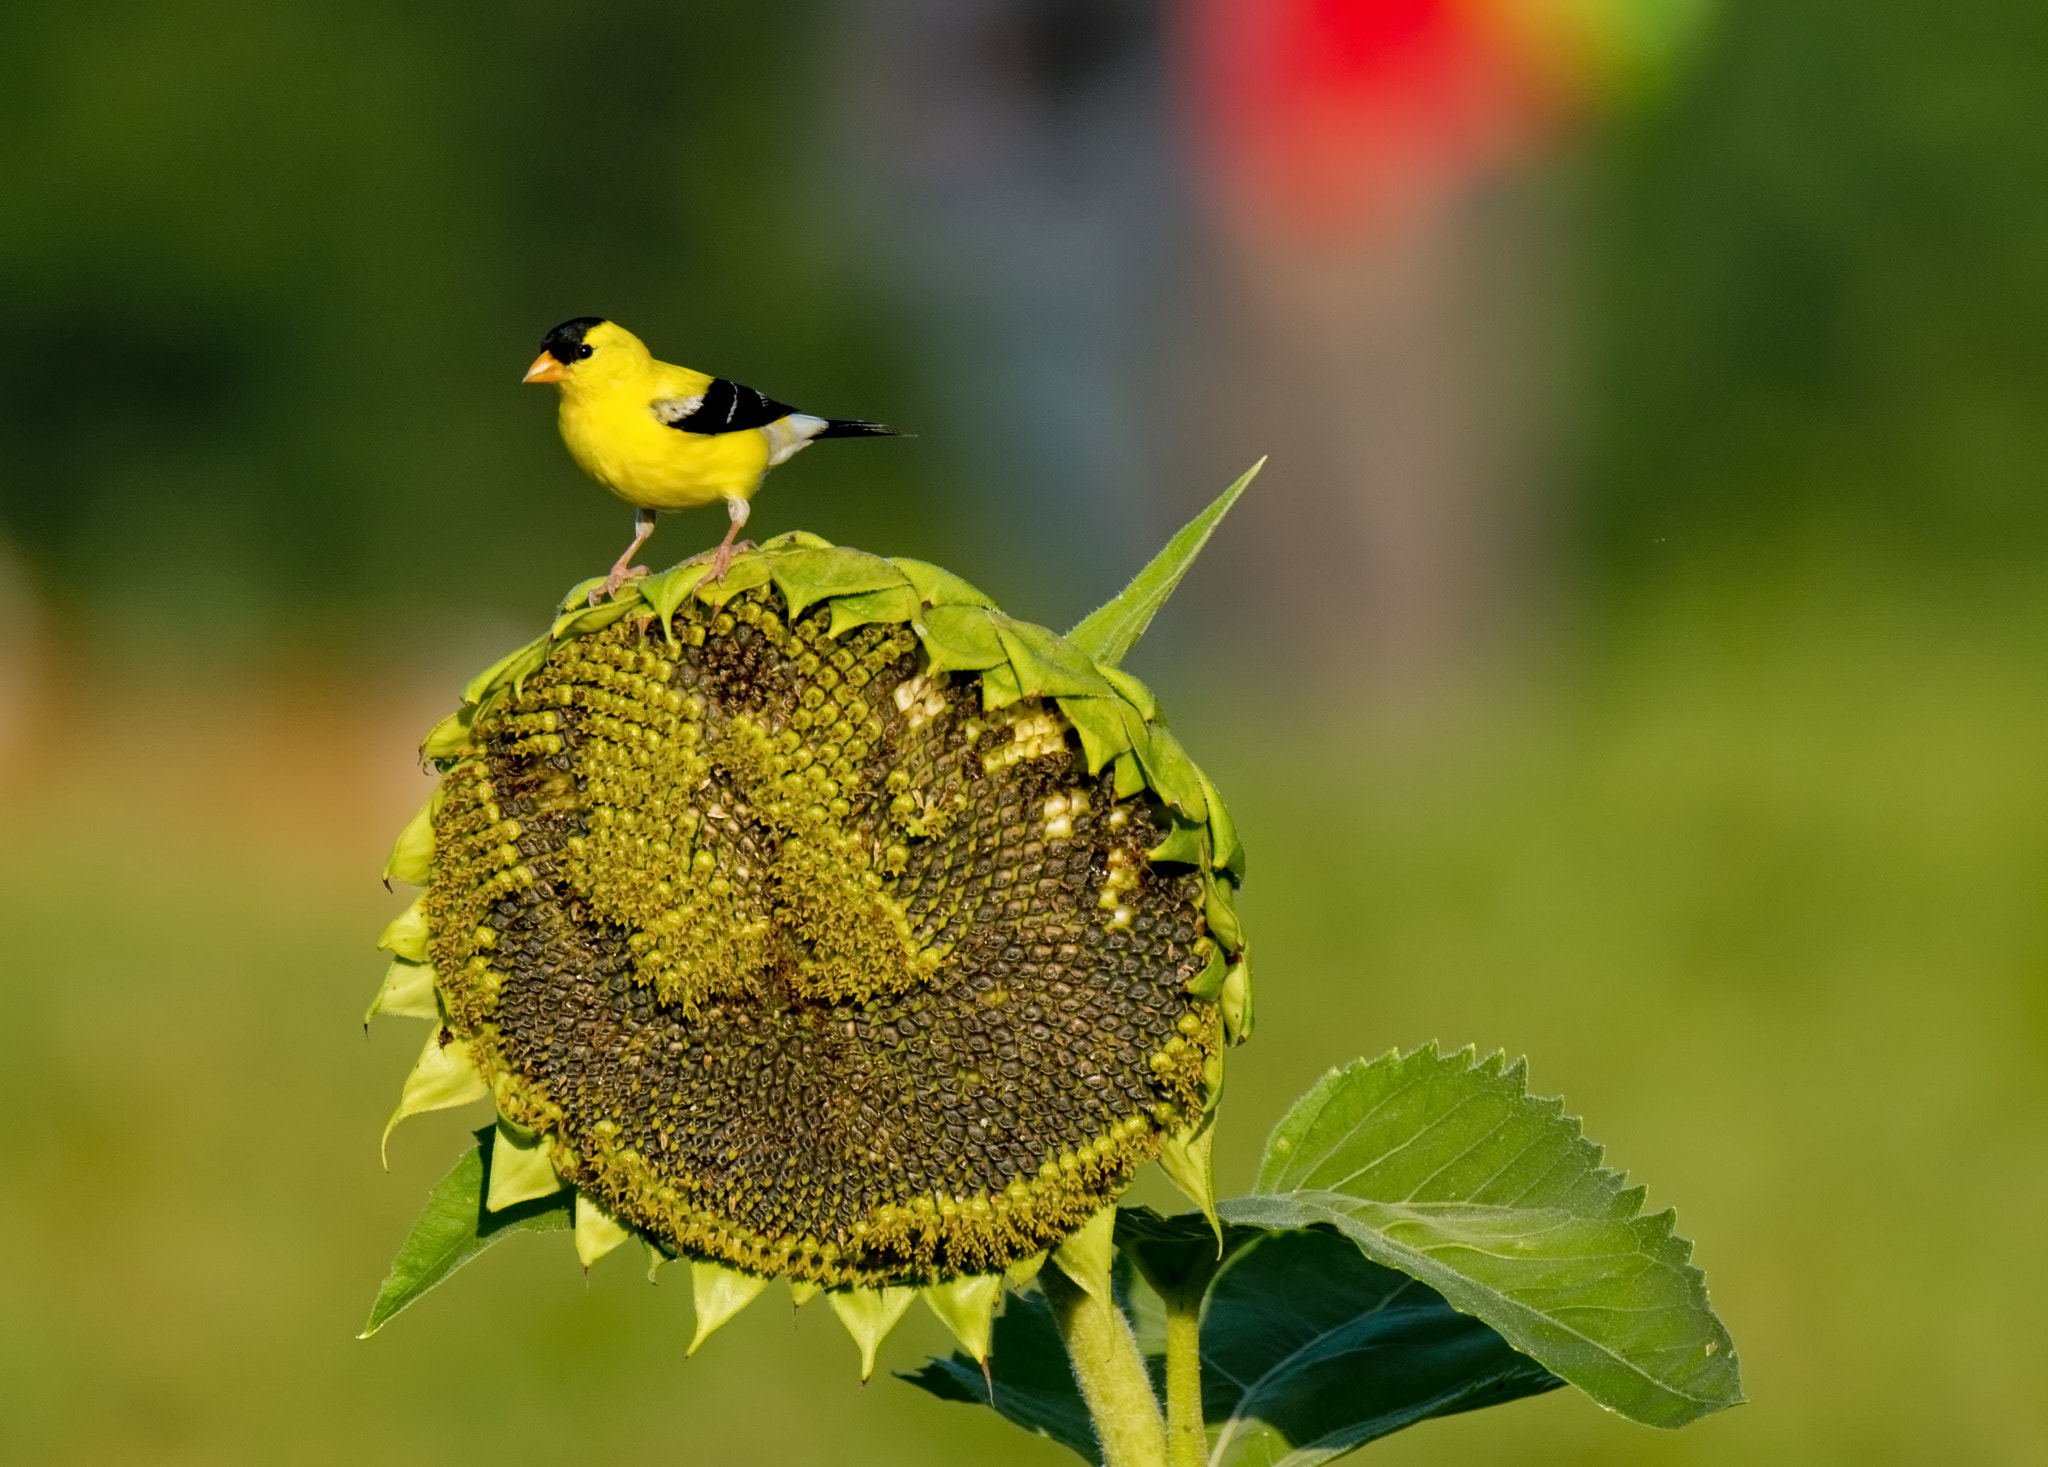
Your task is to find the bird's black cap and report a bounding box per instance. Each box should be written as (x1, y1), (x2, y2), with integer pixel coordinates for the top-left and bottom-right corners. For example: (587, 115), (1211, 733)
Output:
(540, 317), (606, 363)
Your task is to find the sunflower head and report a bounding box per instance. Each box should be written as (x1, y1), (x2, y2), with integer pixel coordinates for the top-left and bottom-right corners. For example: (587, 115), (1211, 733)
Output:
(368, 499), (1252, 1367)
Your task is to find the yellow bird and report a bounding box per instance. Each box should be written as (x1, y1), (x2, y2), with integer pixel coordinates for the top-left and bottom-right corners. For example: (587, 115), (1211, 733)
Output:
(522, 317), (898, 601)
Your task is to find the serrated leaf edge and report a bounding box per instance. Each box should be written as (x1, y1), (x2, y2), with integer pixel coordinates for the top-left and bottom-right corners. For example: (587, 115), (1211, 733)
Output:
(1236, 1044), (1743, 1429)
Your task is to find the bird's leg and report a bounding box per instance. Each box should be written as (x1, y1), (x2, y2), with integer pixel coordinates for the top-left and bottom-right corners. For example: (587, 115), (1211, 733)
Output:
(705, 497), (753, 584)
(593, 508), (658, 605)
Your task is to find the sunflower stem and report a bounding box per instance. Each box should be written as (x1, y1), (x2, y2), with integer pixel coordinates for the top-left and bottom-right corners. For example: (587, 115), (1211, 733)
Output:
(1041, 1262), (1166, 1467)
(1161, 1293), (1206, 1467)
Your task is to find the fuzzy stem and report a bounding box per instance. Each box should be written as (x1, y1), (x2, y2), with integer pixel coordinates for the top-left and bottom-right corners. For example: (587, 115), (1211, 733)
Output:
(1041, 1263), (1166, 1467)
(1161, 1292), (1206, 1467)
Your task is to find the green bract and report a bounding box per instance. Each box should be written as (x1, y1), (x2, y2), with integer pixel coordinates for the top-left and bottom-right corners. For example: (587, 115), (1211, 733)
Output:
(365, 474), (1256, 1368)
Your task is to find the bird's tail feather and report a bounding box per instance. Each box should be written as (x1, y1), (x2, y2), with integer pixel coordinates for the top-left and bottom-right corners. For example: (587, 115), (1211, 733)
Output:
(815, 418), (900, 438)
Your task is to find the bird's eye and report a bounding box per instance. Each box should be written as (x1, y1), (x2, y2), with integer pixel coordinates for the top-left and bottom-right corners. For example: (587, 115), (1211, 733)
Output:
(567, 343), (593, 362)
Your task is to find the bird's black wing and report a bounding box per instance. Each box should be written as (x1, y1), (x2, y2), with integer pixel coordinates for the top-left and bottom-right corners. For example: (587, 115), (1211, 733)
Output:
(653, 379), (797, 434)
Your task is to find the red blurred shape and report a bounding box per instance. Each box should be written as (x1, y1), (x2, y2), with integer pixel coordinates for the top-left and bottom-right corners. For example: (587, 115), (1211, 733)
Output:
(1180, 0), (1566, 245)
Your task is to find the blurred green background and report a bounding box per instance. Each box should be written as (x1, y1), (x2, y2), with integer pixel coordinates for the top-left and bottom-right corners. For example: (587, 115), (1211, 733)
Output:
(4, 0), (2047, 1463)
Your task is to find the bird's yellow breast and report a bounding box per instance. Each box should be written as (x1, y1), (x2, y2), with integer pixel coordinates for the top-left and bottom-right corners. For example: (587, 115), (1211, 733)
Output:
(559, 370), (772, 511)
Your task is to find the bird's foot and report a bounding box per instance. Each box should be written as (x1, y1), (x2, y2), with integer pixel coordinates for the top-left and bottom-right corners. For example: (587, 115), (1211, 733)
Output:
(708, 539), (753, 583)
(684, 540), (755, 585)
(588, 564), (651, 606)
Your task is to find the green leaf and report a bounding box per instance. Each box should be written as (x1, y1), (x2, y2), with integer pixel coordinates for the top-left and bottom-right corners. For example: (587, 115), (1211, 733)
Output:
(829, 584), (921, 637)
(765, 546), (910, 618)
(992, 616), (1115, 699)
(1158, 1113), (1223, 1238)
(922, 1274), (1006, 1364)
(756, 530), (835, 551)
(919, 604), (1008, 673)
(359, 1129), (572, 1338)
(376, 896), (429, 962)
(1066, 460), (1261, 668)
(1097, 666), (1159, 723)
(900, 1286), (1105, 1464)
(1050, 1204), (1119, 1309)
(550, 595), (637, 641)
(1186, 945), (1228, 1001)
(1202, 872), (1244, 952)
(381, 796), (435, 888)
(1057, 695), (1137, 774)
(1200, 1227), (1561, 1466)
(418, 705), (474, 764)
(1147, 809), (1210, 868)
(1221, 1046), (1743, 1429)
(892, 558), (996, 608)
(638, 562), (713, 634)
(1133, 725), (1209, 822)
(461, 633), (550, 711)
(829, 1285), (919, 1381)
(1194, 766), (1245, 880)
(1219, 957), (1253, 1045)
(364, 957), (436, 1024)
(692, 555), (773, 607)
(980, 661), (1026, 710)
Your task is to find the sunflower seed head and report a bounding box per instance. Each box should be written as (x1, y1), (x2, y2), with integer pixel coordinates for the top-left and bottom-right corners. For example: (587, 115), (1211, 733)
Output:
(376, 531), (1250, 1296)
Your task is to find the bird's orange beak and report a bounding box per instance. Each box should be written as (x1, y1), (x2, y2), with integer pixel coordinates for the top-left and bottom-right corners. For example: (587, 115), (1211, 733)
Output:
(522, 352), (568, 384)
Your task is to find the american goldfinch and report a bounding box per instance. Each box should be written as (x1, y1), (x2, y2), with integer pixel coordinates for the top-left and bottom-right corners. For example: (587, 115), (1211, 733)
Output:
(522, 317), (898, 600)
